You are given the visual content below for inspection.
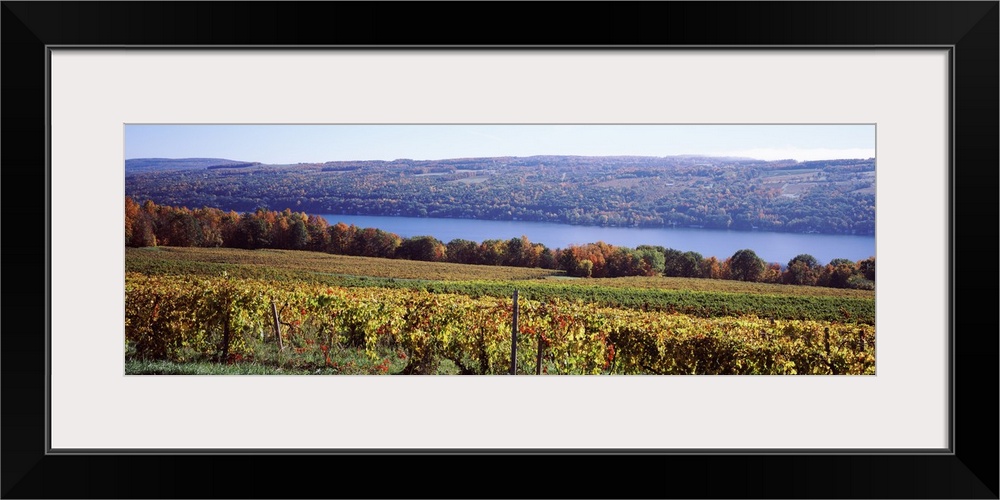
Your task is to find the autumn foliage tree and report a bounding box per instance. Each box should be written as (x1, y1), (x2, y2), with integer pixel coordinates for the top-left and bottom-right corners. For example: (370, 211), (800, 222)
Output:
(124, 197), (874, 289)
(784, 254), (821, 286)
(328, 222), (356, 254)
(858, 256), (875, 281)
(820, 258), (858, 289)
(700, 256), (725, 280)
(762, 263), (783, 284)
(124, 197), (157, 247)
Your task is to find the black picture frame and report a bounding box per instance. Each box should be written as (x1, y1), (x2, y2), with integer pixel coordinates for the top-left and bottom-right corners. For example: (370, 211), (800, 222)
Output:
(3, 2), (996, 498)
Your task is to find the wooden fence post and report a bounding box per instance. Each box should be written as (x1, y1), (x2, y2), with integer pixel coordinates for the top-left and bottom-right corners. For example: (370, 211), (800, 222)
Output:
(271, 300), (284, 351)
(536, 334), (544, 375)
(824, 327), (831, 357)
(221, 307), (231, 363)
(510, 290), (518, 375)
(824, 327), (838, 374)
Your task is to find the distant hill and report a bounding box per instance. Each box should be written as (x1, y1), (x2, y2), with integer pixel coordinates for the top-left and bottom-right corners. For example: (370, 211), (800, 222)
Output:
(125, 158), (254, 173)
(125, 154), (875, 236)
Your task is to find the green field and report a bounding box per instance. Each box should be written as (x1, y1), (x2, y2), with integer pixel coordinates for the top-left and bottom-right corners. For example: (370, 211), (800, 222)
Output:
(126, 246), (561, 281)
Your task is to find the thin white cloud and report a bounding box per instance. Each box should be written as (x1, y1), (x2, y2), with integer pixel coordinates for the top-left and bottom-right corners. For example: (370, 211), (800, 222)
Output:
(467, 130), (503, 142)
(720, 148), (876, 162)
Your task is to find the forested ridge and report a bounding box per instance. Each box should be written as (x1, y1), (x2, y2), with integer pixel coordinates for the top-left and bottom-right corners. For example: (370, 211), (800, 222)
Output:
(125, 155), (875, 236)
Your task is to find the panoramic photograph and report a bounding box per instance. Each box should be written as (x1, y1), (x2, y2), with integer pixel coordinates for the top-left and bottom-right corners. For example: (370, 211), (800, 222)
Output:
(124, 124), (876, 375)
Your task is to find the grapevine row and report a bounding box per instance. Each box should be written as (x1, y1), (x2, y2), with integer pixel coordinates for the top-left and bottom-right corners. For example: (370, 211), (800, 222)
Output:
(125, 273), (875, 375)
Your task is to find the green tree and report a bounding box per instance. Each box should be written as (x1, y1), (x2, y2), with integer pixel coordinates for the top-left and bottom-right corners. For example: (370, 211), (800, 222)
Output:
(352, 228), (401, 258)
(558, 248), (579, 276)
(504, 236), (526, 267)
(663, 248), (702, 277)
(539, 248), (556, 269)
(234, 214), (270, 249)
(729, 249), (765, 282)
(478, 239), (507, 266)
(789, 254), (819, 268)
(287, 217), (310, 250)
(398, 236), (447, 262)
(634, 247), (666, 276)
(446, 239), (480, 265)
(161, 211), (202, 247)
(305, 215), (330, 252)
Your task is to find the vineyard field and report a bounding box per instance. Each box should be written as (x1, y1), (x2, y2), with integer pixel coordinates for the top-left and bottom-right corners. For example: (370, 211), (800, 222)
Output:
(126, 247), (873, 298)
(125, 273), (875, 375)
(126, 247), (874, 324)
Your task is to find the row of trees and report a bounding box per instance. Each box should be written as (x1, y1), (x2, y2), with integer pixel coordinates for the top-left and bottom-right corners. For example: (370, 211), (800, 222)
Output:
(125, 198), (874, 289)
(555, 243), (874, 289)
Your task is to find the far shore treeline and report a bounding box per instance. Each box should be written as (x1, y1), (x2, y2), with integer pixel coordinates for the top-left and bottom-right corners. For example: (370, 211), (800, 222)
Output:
(125, 197), (875, 290)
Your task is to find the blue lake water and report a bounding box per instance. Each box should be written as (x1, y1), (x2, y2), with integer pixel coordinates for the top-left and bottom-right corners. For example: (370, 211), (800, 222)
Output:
(321, 214), (875, 265)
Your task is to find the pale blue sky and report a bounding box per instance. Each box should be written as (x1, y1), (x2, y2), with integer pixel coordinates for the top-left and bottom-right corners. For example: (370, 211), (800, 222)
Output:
(125, 124), (875, 164)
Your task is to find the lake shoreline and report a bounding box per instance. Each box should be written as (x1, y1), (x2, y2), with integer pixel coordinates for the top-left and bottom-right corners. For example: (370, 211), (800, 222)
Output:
(320, 213), (876, 265)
